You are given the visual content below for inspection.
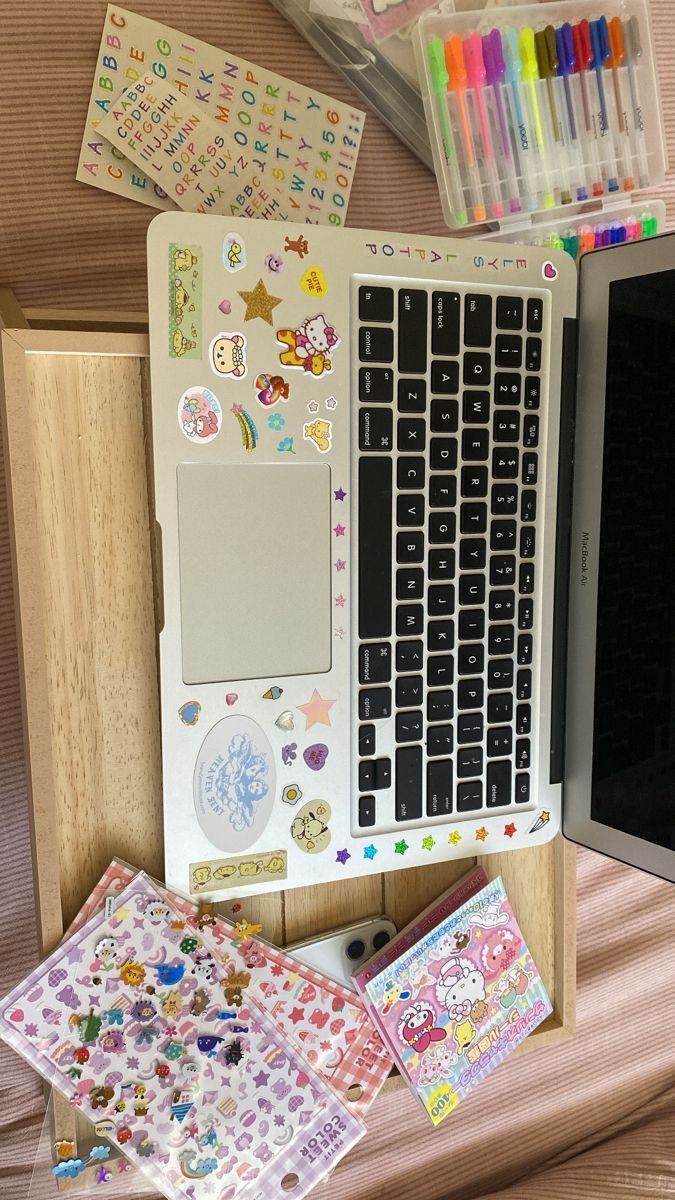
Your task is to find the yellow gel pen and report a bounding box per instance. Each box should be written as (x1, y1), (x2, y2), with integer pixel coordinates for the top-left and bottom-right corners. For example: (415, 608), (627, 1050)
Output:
(519, 27), (555, 208)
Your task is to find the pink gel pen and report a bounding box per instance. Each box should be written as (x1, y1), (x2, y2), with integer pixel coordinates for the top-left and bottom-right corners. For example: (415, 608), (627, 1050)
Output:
(463, 33), (505, 219)
(482, 29), (522, 214)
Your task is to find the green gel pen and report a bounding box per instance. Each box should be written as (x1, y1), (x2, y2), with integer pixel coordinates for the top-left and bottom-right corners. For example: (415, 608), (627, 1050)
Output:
(428, 37), (469, 226)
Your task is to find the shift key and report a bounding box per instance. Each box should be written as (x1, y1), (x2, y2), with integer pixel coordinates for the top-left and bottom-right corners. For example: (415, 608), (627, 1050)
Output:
(432, 291), (460, 357)
(398, 289), (428, 374)
(396, 746), (423, 820)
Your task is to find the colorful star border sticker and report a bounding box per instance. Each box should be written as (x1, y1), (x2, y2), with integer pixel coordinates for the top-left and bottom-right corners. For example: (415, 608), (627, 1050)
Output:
(422, 835), (435, 851)
(475, 826), (489, 842)
(394, 839), (408, 855)
(363, 843), (378, 860)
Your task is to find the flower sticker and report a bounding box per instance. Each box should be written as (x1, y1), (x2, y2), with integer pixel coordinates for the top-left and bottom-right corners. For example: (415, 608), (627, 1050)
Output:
(268, 413), (285, 431)
(278, 437), (295, 454)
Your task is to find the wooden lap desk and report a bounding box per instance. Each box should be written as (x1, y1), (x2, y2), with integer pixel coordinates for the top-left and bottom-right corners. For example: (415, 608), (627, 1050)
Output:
(0, 323), (575, 1158)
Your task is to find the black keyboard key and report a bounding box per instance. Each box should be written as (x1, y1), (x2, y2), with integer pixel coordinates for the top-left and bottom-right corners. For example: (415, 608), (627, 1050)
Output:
(360, 326), (393, 363)
(359, 285), (394, 322)
(359, 456), (392, 638)
(461, 466), (488, 498)
(488, 590), (514, 620)
(457, 712), (484, 743)
(462, 429), (489, 461)
(516, 739), (530, 770)
(359, 761), (375, 791)
(374, 758), (392, 789)
(359, 642), (392, 684)
(521, 490), (537, 522)
(359, 407), (393, 451)
(431, 360), (460, 394)
(427, 690), (453, 721)
(496, 295), (523, 330)
(492, 447), (519, 479)
(495, 334), (522, 368)
(359, 366), (393, 403)
(429, 548), (455, 580)
(524, 377), (540, 409)
(524, 415), (539, 448)
(518, 598), (534, 629)
(429, 511), (456, 544)
(490, 520), (517, 551)
(397, 378), (426, 413)
(522, 453), (538, 485)
(396, 567), (424, 600)
(398, 289), (428, 374)
(490, 555), (515, 585)
(515, 773), (530, 803)
(493, 411), (520, 443)
(460, 502), (487, 534)
(430, 475), (457, 508)
(463, 352), (491, 386)
(457, 747), (483, 778)
(396, 639), (423, 671)
(398, 418), (425, 453)
(488, 624), (514, 655)
(458, 643), (484, 675)
(359, 688), (392, 720)
(458, 609), (485, 640)
(396, 746), (423, 821)
(396, 711), (423, 743)
(427, 655), (454, 687)
(359, 724), (376, 755)
(520, 527), (536, 559)
(463, 391), (490, 423)
(519, 563), (535, 595)
(395, 674), (423, 707)
(457, 781), (483, 811)
(516, 704), (531, 734)
(525, 337), (542, 372)
(494, 372), (521, 406)
(427, 760), (453, 816)
(488, 693), (513, 723)
(459, 538), (486, 570)
(431, 399), (458, 432)
(491, 484), (518, 515)
(397, 531), (424, 563)
(488, 727), (512, 757)
(430, 437), (458, 471)
(427, 726), (453, 756)
(358, 795), (376, 827)
(487, 658), (514, 689)
(464, 293), (492, 347)
(518, 634), (533, 665)
(398, 456), (425, 489)
(397, 494), (424, 526)
(396, 605), (424, 637)
(428, 585), (454, 616)
(457, 678), (484, 708)
(517, 669), (532, 699)
(527, 296), (543, 332)
(427, 620), (454, 653)
(431, 290), (460, 357)
(459, 574), (485, 605)
(487, 760), (511, 806)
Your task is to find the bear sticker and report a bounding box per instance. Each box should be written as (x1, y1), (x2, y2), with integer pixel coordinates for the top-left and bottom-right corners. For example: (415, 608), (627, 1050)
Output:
(276, 314), (339, 377)
(209, 332), (247, 380)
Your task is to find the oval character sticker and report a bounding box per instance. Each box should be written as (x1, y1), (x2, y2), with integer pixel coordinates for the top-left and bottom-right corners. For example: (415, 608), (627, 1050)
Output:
(194, 716), (275, 852)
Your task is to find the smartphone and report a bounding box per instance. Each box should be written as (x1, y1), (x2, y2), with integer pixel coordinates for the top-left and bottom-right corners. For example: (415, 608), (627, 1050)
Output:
(286, 916), (397, 991)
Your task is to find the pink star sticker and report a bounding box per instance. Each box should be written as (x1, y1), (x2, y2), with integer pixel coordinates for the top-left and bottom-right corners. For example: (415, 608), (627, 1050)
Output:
(333, 523), (346, 537)
(230, 403), (243, 415)
(307, 400), (320, 414)
(334, 626), (346, 639)
(297, 688), (335, 729)
(335, 558), (346, 572)
(335, 593), (346, 607)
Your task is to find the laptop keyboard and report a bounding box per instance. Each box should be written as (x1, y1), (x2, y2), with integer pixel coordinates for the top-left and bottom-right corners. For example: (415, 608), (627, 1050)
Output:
(352, 276), (546, 833)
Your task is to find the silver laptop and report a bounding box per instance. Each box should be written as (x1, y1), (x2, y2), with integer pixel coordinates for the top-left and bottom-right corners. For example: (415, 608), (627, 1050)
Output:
(146, 214), (675, 899)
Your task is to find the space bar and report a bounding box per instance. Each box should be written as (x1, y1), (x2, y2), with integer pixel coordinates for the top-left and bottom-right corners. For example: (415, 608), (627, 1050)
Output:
(359, 456), (392, 638)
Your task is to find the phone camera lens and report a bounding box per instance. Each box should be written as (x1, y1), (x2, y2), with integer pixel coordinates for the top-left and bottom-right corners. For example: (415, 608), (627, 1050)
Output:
(346, 939), (366, 960)
(373, 929), (391, 951)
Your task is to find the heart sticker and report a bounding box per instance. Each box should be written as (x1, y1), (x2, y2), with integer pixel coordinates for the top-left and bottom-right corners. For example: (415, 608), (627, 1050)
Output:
(543, 261), (558, 280)
(275, 710), (294, 732)
(218, 299), (232, 315)
(303, 744), (328, 771)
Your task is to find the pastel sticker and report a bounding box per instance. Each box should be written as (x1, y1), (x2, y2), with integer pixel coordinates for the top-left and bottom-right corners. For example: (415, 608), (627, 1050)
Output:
(193, 716), (276, 853)
(169, 244), (202, 360)
(218, 299), (231, 316)
(255, 373), (289, 407)
(282, 784), (302, 805)
(223, 234), (247, 273)
(177, 387), (222, 444)
(179, 701), (202, 726)
(284, 234), (309, 259)
(210, 332), (247, 379)
(262, 686), (283, 700)
(277, 314), (339, 377)
(189, 851), (287, 892)
(303, 419), (333, 453)
(290, 800), (332, 854)
(275, 710), (294, 731)
(301, 265), (329, 298)
(265, 254), (284, 274)
(230, 404), (258, 452)
(303, 743), (329, 771)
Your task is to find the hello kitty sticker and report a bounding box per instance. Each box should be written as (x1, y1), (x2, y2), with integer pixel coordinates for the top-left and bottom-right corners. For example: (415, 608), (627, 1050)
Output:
(178, 387), (222, 444)
(277, 314), (339, 377)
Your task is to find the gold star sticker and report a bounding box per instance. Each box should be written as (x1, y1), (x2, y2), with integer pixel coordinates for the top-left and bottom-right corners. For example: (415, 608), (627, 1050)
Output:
(237, 278), (282, 325)
(475, 827), (489, 842)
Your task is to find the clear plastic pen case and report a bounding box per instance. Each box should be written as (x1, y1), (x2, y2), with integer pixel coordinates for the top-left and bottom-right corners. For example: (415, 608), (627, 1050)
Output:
(414, 0), (667, 233)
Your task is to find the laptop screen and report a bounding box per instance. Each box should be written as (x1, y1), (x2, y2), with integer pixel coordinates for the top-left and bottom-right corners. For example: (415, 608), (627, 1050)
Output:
(591, 269), (675, 849)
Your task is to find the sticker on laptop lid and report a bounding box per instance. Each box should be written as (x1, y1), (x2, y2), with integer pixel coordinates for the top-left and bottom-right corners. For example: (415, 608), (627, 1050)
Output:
(194, 716), (275, 853)
(177, 387), (222, 443)
(189, 850), (287, 893)
(169, 244), (201, 360)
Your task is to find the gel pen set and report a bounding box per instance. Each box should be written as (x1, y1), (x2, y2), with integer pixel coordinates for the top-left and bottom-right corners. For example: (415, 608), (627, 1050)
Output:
(416, 0), (666, 232)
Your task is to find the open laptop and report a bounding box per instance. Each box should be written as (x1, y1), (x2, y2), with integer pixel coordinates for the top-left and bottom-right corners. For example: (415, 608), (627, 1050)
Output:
(147, 213), (674, 899)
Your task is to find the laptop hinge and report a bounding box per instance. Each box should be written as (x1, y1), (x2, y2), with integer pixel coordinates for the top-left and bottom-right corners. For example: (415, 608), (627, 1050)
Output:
(550, 316), (578, 784)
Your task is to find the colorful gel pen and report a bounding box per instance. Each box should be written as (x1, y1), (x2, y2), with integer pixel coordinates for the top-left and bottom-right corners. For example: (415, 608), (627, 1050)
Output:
(445, 35), (487, 223)
(624, 17), (650, 189)
(589, 18), (620, 192)
(555, 23), (587, 201)
(482, 29), (521, 214)
(519, 27), (555, 208)
(463, 32), (504, 219)
(502, 27), (538, 211)
(571, 20), (604, 197)
(427, 37), (469, 226)
(534, 25), (573, 205)
(607, 18), (635, 191)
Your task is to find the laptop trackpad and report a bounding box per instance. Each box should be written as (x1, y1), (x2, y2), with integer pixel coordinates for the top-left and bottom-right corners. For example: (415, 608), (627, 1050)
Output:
(177, 462), (332, 684)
